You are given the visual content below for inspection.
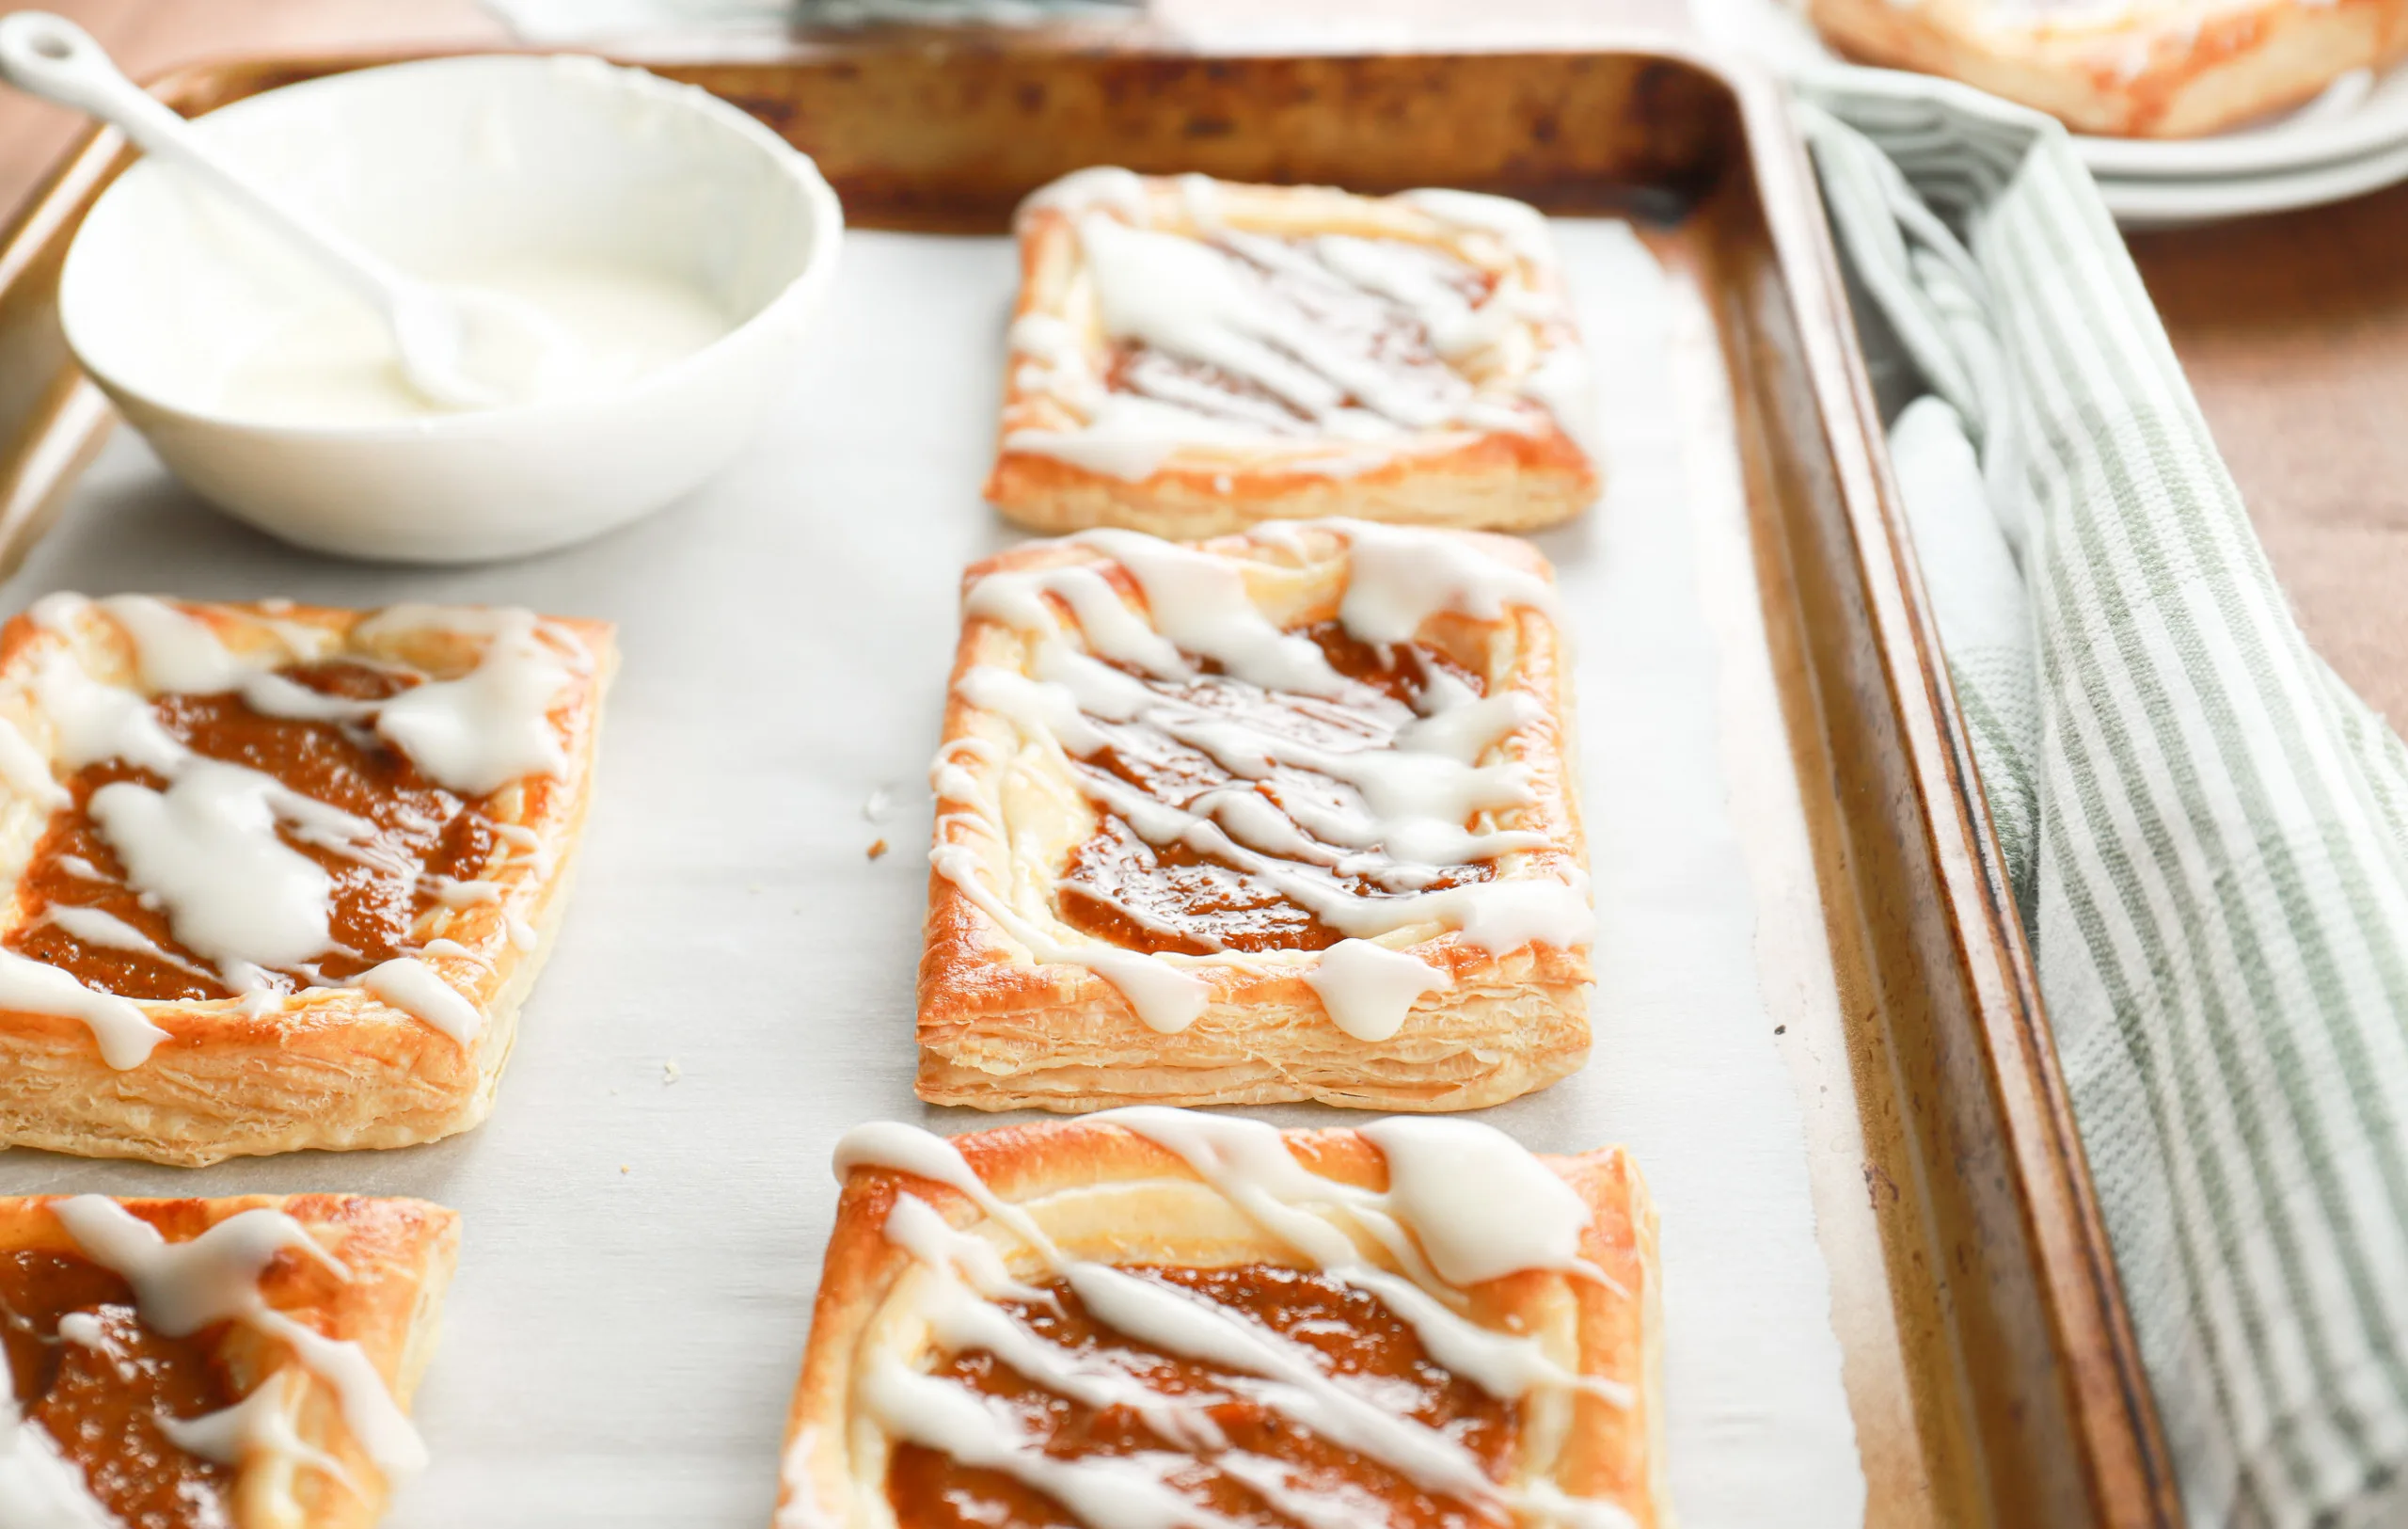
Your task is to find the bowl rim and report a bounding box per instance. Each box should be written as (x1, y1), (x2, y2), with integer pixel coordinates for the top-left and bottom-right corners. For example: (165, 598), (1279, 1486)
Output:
(58, 52), (847, 442)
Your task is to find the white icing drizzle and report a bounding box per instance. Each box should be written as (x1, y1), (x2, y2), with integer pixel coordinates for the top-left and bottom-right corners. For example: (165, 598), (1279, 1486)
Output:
(1082, 215), (1350, 420)
(1174, 172), (1223, 231)
(1310, 233), (1510, 361)
(61, 593), (578, 798)
(26, 594), (85, 634)
(0, 714), (67, 810)
(937, 524), (1590, 1036)
(1092, 1110), (1630, 1390)
(52, 1198), (427, 1486)
(0, 949), (166, 1069)
(879, 1193), (1054, 1308)
(246, 1311), (425, 1484)
(32, 649), (183, 776)
(422, 876), (502, 908)
(40, 907), (220, 988)
(1005, 171), (1598, 480)
(832, 1121), (1061, 1258)
(862, 1358), (1244, 1529)
(830, 1116), (1638, 1529)
(364, 609), (573, 796)
(491, 820), (555, 879)
(1519, 345), (1605, 475)
(158, 1370), (356, 1502)
(95, 597), (256, 693)
(885, 1196), (1228, 1454)
(416, 937), (489, 967)
(53, 1314), (110, 1354)
(87, 761), (362, 977)
(772, 1426), (826, 1529)
(1058, 1262), (1506, 1504)
(1018, 165), (1150, 225)
(1334, 519), (1566, 644)
(52, 1199), (345, 1335)
(1303, 941), (1447, 1042)
(0, 1350), (119, 1529)
(1397, 189), (1555, 263)
(0, 596), (570, 1058)
(1356, 1118), (1599, 1285)
(930, 843), (1211, 1034)
(1073, 531), (1350, 695)
(356, 958), (483, 1043)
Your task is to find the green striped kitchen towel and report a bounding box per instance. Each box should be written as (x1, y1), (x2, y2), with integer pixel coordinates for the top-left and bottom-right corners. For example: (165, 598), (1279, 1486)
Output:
(1798, 70), (2408, 1527)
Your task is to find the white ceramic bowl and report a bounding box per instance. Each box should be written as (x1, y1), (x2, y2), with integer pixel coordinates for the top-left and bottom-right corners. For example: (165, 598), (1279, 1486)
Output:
(60, 54), (843, 563)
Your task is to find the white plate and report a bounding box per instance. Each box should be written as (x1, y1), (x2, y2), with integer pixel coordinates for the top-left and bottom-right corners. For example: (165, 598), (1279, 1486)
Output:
(1691, 0), (2408, 215)
(2074, 61), (2408, 181)
(2097, 131), (2408, 228)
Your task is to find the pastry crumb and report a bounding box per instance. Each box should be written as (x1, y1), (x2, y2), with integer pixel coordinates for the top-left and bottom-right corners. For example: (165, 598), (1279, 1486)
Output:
(863, 785), (894, 822)
(867, 838), (889, 860)
(619, 1164), (629, 1174)
(662, 1059), (681, 1085)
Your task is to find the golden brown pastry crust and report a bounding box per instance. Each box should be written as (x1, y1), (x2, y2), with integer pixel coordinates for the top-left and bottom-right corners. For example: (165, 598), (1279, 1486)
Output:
(987, 173), (1601, 537)
(917, 522), (1592, 1113)
(0, 1192), (458, 1529)
(1811, 0), (2408, 137)
(774, 1118), (1666, 1529)
(0, 599), (615, 1166)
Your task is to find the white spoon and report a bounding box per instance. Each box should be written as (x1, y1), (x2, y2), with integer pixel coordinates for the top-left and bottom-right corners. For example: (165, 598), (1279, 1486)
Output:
(0, 11), (557, 411)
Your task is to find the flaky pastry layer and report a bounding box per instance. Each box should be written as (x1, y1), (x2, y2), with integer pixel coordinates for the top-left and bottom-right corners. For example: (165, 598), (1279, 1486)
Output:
(0, 600), (615, 1165)
(775, 1118), (1667, 1528)
(919, 522), (1591, 1113)
(0, 1192), (457, 1529)
(988, 172), (1602, 536)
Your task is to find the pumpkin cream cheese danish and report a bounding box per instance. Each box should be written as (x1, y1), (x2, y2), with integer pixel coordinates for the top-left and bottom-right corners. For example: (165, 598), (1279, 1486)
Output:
(776, 1111), (1666, 1529)
(0, 1192), (455, 1529)
(1809, 0), (2408, 138)
(920, 520), (1591, 1113)
(0, 595), (614, 1165)
(988, 168), (1602, 537)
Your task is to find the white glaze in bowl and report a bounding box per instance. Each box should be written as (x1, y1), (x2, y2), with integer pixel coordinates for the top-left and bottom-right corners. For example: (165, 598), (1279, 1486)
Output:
(61, 54), (844, 563)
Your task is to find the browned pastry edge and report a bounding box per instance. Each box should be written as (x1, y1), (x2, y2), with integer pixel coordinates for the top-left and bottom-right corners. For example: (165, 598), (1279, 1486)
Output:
(773, 1118), (1666, 1528)
(917, 522), (1592, 1113)
(0, 1192), (458, 1529)
(988, 174), (1602, 534)
(0, 601), (615, 1165)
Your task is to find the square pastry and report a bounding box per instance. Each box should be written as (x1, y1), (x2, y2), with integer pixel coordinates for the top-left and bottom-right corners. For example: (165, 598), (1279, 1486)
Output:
(919, 519), (1592, 1112)
(1808, 0), (2408, 137)
(775, 1111), (1666, 1529)
(0, 595), (614, 1165)
(0, 1191), (455, 1529)
(988, 168), (1602, 538)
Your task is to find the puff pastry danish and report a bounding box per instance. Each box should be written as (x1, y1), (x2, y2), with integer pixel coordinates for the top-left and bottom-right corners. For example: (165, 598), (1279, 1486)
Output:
(919, 519), (1592, 1113)
(0, 595), (614, 1165)
(0, 1191), (455, 1529)
(1809, 0), (2408, 137)
(987, 168), (1602, 538)
(775, 1110), (1665, 1529)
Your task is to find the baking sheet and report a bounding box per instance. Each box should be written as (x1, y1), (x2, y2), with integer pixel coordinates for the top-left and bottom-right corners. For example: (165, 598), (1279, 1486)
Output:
(0, 221), (1866, 1527)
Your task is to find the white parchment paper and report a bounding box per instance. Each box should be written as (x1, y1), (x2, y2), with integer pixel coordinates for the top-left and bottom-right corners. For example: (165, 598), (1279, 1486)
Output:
(0, 222), (1865, 1527)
